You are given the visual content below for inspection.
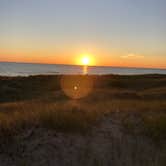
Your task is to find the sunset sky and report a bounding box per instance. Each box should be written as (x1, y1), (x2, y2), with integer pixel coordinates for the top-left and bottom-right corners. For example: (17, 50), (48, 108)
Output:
(0, 0), (166, 68)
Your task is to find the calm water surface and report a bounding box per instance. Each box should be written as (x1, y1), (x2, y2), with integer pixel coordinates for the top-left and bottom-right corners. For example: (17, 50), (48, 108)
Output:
(0, 62), (166, 76)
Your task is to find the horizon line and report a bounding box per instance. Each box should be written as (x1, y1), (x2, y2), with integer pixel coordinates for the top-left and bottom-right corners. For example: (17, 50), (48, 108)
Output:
(0, 60), (166, 70)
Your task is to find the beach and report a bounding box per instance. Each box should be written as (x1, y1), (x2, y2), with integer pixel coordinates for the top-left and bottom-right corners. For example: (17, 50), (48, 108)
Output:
(1, 0), (166, 165)
(0, 74), (166, 166)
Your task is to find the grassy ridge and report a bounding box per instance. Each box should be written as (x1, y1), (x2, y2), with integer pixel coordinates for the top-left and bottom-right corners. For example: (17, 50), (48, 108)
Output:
(0, 74), (166, 142)
(0, 74), (166, 102)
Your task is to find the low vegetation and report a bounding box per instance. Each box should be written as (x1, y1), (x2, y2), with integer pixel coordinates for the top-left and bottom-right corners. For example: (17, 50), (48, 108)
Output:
(0, 74), (166, 140)
(0, 75), (166, 165)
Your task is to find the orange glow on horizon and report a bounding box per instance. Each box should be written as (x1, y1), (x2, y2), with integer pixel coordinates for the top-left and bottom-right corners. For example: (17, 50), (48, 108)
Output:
(75, 54), (96, 66)
(0, 50), (166, 69)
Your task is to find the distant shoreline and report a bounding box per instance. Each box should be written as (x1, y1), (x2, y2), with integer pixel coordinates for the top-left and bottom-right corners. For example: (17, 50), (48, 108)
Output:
(0, 61), (166, 70)
(0, 62), (166, 76)
(0, 73), (166, 78)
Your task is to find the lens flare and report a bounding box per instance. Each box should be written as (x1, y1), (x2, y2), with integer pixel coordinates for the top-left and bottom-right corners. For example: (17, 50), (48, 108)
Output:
(60, 75), (93, 99)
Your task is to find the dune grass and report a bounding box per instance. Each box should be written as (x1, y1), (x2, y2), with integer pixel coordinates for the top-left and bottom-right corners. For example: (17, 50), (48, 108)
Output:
(0, 74), (166, 143)
(0, 75), (166, 166)
(0, 101), (100, 139)
(0, 98), (166, 143)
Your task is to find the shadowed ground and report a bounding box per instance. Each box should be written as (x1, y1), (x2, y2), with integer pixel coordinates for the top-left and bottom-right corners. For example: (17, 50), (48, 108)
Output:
(0, 74), (166, 166)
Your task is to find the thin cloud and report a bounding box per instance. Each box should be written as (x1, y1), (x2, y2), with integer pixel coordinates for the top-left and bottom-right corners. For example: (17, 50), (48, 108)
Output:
(121, 54), (144, 59)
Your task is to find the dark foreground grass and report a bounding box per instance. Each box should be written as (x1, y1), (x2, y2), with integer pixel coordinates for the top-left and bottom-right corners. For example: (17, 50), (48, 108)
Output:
(0, 74), (166, 142)
(0, 102), (97, 137)
(0, 99), (166, 143)
(0, 74), (166, 166)
(141, 113), (166, 141)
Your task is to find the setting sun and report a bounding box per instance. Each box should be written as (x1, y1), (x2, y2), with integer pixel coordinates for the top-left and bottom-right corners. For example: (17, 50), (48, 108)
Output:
(82, 56), (90, 66)
(75, 54), (94, 66)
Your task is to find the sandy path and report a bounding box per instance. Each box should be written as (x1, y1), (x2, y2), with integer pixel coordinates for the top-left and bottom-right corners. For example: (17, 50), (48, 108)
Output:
(0, 117), (165, 166)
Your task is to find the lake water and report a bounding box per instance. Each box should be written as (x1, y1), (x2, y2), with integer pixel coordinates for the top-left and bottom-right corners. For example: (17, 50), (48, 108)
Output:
(0, 62), (166, 76)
